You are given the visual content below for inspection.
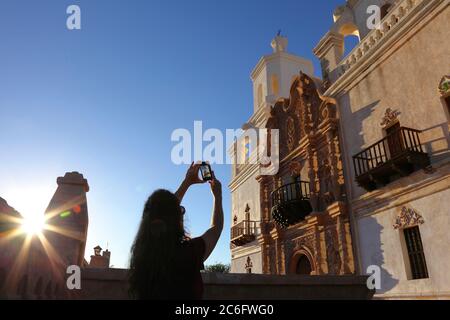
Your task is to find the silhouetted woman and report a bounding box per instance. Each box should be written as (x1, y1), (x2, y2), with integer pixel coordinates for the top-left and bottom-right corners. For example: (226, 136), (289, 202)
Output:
(128, 163), (223, 300)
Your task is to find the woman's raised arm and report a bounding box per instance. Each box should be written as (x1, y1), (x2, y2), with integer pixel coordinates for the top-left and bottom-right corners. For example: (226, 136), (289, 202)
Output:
(175, 162), (205, 202)
(201, 172), (224, 261)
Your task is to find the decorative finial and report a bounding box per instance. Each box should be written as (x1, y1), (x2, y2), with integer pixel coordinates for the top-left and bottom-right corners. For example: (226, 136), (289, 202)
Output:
(271, 33), (288, 53)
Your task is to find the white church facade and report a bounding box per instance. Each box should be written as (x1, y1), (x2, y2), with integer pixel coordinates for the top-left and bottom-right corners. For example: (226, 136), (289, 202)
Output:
(229, 0), (450, 299)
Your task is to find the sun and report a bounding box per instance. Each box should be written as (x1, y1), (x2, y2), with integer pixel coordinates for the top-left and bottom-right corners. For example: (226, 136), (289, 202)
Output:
(4, 186), (51, 236)
(20, 213), (46, 235)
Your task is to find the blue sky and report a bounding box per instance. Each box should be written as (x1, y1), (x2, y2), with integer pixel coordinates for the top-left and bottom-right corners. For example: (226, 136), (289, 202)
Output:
(0, 0), (351, 268)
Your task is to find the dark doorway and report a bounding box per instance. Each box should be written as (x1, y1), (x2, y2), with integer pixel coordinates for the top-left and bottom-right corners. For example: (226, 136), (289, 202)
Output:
(295, 255), (312, 275)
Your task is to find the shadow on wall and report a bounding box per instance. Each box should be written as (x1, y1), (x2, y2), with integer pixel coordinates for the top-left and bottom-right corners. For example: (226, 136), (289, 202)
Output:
(320, 58), (330, 83)
(421, 122), (450, 164)
(339, 94), (381, 160)
(362, 215), (398, 294)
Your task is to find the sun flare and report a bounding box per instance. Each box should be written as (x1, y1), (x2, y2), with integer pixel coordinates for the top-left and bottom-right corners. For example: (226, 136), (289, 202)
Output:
(4, 186), (51, 236)
(20, 213), (46, 235)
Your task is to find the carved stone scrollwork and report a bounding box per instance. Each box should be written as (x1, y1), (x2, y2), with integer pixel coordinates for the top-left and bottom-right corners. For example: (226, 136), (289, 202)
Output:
(293, 233), (316, 252)
(285, 233), (318, 273)
(288, 161), (302, 177)
(438, 75), (450, 96)
(325, 228), (342, 275)
(287, 117), (296, 152)
(318, 100), (336, 124)
(380, 108), (400, 128)
(393, 206), (425, 229)
(320, 158), (332, 191)
(307, 148), (319, 212)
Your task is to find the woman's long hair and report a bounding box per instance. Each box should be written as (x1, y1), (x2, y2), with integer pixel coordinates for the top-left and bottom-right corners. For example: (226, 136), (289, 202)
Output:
(128, 189), (187, 299)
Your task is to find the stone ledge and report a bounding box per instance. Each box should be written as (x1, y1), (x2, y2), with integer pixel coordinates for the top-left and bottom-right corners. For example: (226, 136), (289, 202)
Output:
(78, 268), (374, 300)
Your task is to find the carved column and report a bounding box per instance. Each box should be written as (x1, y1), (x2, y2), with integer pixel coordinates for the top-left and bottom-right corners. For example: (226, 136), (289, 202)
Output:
(307, 146), (319, 212)
(326, 129), (342, 202)
(271, 229), (279, 275)
(317, 225), (328, 274)
(257, 175), (270, 223)
(328, 201), (354, 274)
(278, 227), (287, 274)
(258, 234), (271, 274)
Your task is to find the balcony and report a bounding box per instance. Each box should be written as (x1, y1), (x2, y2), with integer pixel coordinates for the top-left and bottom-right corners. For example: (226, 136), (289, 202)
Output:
(270, 181), (312, 228)
(353, 127), (430, 191)
(231, 220), (258, 246)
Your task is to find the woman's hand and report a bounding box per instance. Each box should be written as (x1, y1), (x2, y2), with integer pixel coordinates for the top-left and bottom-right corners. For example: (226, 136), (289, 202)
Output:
(176, 162), (206, 202)
(184, 162), (206, 186)
(209, 171), (222, 199)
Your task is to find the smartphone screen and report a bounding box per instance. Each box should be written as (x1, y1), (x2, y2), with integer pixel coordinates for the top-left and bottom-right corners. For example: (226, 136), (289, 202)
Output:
(200, 162), (212, 181)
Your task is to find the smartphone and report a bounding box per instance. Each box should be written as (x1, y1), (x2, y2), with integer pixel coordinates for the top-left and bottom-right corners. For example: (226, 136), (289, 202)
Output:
(200, 161), (212, 181)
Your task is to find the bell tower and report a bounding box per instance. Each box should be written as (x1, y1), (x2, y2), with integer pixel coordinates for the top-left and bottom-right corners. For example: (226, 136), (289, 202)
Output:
(229, 35), (315, 274)
(250, 33), (315, 121)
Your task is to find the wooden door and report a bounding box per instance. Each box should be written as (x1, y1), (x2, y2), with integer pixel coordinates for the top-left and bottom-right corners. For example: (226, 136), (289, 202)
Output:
(386, 122), (403, 158)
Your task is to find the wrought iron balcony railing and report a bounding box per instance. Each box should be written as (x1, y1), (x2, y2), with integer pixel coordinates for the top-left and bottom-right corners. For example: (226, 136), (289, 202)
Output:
(270, 180), (312, 228)
(230, 220), (259, 246)
(352, 127), (430, 191)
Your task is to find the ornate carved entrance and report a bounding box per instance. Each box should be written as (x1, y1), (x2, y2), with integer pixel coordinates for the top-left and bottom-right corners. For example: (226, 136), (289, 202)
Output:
(289, 248), (315, 275)
(257, 72), (355, 276)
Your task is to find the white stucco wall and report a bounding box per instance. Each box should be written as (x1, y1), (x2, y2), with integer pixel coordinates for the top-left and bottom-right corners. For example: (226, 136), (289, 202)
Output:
(231, 250), (262, 274)
(357, 185), (450, 298)
(331, 2), (450, 299)
(338, 5), (450, 198)
(230, 169), (261, 223)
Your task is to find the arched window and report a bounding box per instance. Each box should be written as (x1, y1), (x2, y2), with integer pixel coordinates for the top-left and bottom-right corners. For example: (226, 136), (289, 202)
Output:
(344, 35), (360, 57)
(257, 84), (263, 107)
(244, 136), (250, 164)
(271, 74), (279, 96)
(339, 23), (360, 57)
